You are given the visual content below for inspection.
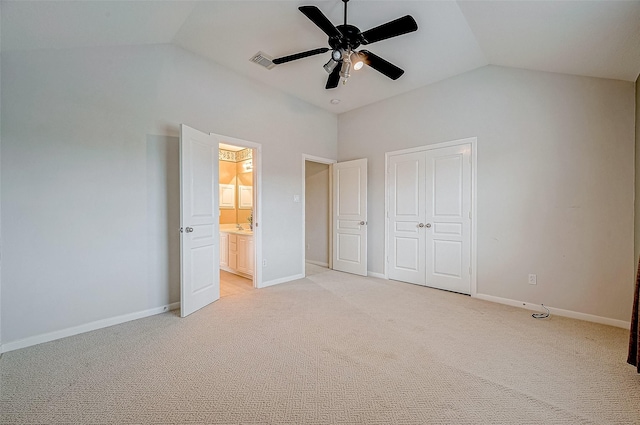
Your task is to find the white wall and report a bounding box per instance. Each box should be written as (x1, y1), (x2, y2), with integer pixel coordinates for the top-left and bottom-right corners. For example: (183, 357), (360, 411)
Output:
(305, 161), (330, 266)
(1, 44), (337, 345)
(339, 65), (635, 322)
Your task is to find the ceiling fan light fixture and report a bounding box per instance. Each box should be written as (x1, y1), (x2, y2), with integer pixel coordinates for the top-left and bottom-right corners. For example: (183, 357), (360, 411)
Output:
(323, 58), (339, 73)
(350, 52), (364, 70)
(339, 58), (351, 79)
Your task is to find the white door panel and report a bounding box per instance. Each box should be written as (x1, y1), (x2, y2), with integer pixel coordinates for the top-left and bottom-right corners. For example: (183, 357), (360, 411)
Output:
(333, 159), (367, 276)
(425, 145), (471, 294)
(388, 152), (426, 285)
(180, 124), (220, 317)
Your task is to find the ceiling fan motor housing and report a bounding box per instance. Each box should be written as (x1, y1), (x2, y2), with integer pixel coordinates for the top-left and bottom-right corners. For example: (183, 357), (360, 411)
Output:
(330, 24), (362, 50)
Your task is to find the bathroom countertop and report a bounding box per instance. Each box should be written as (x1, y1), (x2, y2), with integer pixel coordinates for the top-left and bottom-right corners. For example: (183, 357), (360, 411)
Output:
(220, 224), (253, 236)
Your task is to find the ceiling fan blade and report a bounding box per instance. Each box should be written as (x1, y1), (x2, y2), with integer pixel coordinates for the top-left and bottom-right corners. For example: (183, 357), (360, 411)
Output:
(360, 50), (404, 80)
(360, 15), (418, 45)
(325, 64), (341, 89)
(272, 47), (329, 65)
(299, 6), (342, 39)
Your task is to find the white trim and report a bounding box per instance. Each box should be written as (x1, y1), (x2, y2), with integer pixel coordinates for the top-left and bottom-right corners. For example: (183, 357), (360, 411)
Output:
(384, 137), (478, 296)
(260, 273), (305, 289)
(470, 138), (478, 297)
(306, 260), (329, 268)
(302, 154), (336, 277)
(474, 293), (630, 329)
(0, 302), (180, 354)
(367, 271), (386, 279)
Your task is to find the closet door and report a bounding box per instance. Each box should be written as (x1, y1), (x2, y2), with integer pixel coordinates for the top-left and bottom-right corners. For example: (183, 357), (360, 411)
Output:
(387, 151), (426, 285)
(387, 143), (472, 295)
(424, 145), (471, 294)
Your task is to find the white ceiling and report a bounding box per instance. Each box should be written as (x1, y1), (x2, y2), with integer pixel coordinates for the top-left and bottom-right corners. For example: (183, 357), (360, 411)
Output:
(2, 1), (639, 114)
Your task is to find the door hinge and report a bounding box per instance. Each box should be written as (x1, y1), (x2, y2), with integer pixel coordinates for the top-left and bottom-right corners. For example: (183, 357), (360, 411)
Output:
(469, 211), (472, 219)
(180, 227), (184, 233)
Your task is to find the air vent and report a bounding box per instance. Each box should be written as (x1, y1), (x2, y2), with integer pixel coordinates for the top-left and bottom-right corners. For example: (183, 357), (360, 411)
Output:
(249, 51), (276, 70)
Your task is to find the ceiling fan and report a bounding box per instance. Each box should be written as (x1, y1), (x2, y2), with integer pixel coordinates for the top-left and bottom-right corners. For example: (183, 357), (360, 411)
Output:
(272, 0), (418, 89)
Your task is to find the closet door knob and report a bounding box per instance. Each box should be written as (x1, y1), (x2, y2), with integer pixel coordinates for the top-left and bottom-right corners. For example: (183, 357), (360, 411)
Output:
(425, 223), (432, 228)
(185, 227), (194, 233)
(418, 223), (425, 228)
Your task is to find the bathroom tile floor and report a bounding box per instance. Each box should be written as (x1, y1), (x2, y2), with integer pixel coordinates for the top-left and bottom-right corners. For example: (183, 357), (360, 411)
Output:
(220, 270), (253, 297)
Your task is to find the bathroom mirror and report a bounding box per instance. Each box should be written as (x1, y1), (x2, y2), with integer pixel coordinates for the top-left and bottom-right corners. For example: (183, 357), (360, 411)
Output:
(219, 147), (253, 224)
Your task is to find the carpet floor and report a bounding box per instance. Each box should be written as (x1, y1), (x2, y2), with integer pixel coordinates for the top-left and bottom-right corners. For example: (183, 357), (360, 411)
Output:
(1, 267), (638, 424)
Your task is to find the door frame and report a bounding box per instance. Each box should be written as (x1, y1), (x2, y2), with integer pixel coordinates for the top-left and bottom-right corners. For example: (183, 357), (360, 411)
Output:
(302, 154), (336, 275)
(384, 137), (478, 296)
(213, 133), (263, 289)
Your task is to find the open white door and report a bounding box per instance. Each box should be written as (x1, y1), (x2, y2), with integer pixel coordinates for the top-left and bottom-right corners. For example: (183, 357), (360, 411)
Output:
(180, 124), (220, 317)
(332, 158), (367, 276)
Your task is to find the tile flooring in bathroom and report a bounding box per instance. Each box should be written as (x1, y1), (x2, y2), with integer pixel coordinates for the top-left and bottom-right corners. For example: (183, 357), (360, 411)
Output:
(220, 270), (253, 297)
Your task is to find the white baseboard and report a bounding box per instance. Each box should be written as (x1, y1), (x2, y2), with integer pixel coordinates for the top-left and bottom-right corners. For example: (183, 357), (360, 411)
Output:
(0, 302), (180, 354)
(367, 271), (386, 279)
(259, 273), (305, 289)
(474, 293), (630, 329)
(305, 260), (329, 268)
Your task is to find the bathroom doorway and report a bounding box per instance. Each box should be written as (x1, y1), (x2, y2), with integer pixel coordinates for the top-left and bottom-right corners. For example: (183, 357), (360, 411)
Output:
(218, 139), (261, 296)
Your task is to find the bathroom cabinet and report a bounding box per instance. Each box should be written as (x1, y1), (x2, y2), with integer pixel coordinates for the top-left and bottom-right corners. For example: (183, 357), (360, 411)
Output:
(220, 231), (253, 278)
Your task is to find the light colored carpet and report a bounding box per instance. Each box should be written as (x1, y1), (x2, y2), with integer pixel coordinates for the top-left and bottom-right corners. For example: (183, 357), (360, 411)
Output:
(1, 268), (638, 424)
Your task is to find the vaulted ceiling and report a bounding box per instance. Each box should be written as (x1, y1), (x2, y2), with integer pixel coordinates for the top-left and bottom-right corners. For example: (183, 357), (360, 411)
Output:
(2, 1), (639, 113)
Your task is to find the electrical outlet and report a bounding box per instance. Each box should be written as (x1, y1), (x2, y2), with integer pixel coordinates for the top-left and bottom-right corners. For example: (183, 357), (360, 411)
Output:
(263, 259), (268, 267)
(528, 274), (537, 285)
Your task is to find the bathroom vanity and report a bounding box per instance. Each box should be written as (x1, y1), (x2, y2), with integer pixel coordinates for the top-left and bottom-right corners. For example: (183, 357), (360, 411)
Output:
(220, 225), (254, 278)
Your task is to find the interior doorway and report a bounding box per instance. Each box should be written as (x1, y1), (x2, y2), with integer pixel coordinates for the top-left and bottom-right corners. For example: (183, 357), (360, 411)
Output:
(302, 154), (369, 277)
(179, 126), (262, 317)
(303, 155), (335, 276)
(218, 141), (259, 296)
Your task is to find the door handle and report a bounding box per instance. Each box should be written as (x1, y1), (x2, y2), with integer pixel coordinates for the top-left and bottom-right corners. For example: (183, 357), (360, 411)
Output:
(418, 223), (432, 228)
(359, 221), (366, 225)
(185, 227), (194, 233)
(418, 223), (425, 228)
